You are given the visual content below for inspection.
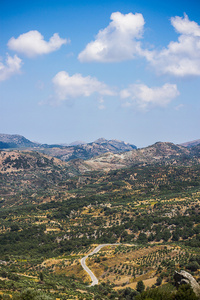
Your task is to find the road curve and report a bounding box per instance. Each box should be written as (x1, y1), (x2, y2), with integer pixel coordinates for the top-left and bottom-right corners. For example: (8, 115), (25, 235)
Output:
(80, 244), (120, 286)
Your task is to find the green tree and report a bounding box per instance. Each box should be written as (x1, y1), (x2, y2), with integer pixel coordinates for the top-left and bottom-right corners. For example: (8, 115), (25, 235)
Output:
(137, 233), (147, 244)
(39, 272), (44, 282)
(162, 229), (171, 242)
(136, 280), (145, 293)
(156, 277), (162, 286)
(186, 261), (200, 272)
(174, 284), (198, 300)
(13, 288), (52, 300)
(10, 224), (20, 232)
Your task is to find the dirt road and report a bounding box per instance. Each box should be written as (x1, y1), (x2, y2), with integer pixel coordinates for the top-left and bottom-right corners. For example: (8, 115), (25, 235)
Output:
(80, 244), (119, 286)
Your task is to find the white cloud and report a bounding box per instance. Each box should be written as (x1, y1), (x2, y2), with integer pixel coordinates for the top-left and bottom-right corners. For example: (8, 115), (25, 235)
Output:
(51, 71), (179, 110)
(120, 83), (179, 110)
(146, 14), (200, 76)
(79, 11), (200, 77)
(171, 13), (200, 36)
(52, 71), (115, 102)
(8, 30), (68, 57)
(78, 12), (145, 62)
(0, 54), (22, 81)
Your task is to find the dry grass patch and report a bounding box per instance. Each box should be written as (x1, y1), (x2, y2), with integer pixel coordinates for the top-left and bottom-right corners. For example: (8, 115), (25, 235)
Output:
(45, 228), (61, 232)
(58, 263), (90, 283)
(120, 276), (158, 291)
(41, 258), (64, 268)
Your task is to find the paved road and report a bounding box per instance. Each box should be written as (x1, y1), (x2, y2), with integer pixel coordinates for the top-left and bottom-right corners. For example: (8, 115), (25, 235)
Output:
(80, 244), (120, 286)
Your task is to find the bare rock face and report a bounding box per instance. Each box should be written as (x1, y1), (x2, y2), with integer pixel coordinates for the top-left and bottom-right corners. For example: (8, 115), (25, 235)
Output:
(174, 270), (200, 297)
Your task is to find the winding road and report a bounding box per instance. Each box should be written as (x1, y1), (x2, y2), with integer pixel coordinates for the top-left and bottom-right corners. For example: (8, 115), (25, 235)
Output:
(80, 244), (120, 286)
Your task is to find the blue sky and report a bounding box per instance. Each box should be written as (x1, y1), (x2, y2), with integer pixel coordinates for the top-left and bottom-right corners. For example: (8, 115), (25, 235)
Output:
(1, 0), (200, 147)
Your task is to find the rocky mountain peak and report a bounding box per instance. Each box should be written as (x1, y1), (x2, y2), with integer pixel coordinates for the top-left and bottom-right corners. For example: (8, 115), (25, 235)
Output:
(94, 138), (107, 144)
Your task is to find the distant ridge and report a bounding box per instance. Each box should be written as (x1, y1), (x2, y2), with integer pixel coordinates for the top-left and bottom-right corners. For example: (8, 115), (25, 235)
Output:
(180, 139), (200, 148)
(68, 141), (193, 173)
(69, 141), (86, 146)
(41, 138), (137, 161)
(0, 134), (39, 149)
(0, 134), (137, 161)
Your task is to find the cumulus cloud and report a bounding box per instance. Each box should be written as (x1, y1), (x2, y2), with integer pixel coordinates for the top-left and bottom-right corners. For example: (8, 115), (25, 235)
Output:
(171, 13), (200, 36)
(0, 54), (22, 81)
(146, 14), (200, 76)
(78, 12), (145, 62)
(52, 71), (115, 102)
(8, 30), (68, 57)
(120, 83), (179, 110)
(79, 11), (200, 77)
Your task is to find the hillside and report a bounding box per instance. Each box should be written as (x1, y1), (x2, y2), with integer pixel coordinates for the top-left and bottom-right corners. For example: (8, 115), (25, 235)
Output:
(68, 142), (197, 174)
(0, 141), (200, 208)
(0, 150), (72, 207)
(0, 141), (196, 178)
(0, 142), (200, 299)
(0, 150), (66, 173)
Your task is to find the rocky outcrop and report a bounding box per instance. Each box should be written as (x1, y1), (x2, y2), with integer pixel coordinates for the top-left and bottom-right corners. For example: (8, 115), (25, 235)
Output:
(174, 270), (200, 297)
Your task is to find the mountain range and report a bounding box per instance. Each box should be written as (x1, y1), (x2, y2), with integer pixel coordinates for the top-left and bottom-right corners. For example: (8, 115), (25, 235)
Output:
(0, 134), (137, 161)
(0, 136), (200, 211)
(66, 141), (200, 174)
(0, 133), (200, 175)
(0, 134), (200, 176)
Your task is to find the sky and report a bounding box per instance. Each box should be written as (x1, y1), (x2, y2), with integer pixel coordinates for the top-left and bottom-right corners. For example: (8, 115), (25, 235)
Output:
(1, 0), (200, 148)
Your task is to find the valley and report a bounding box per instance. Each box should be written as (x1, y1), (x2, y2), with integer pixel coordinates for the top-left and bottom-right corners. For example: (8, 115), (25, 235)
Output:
(0, 134), (199, 299)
